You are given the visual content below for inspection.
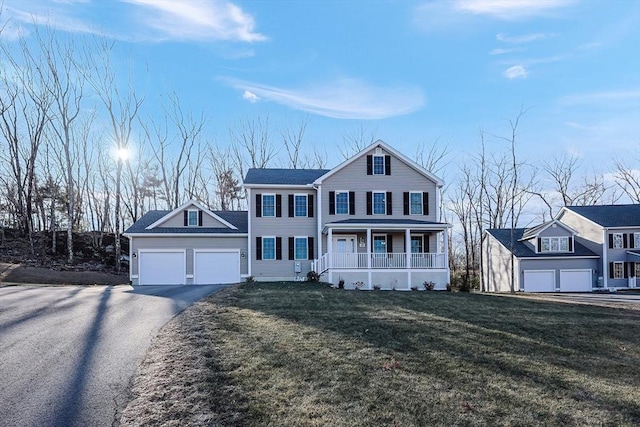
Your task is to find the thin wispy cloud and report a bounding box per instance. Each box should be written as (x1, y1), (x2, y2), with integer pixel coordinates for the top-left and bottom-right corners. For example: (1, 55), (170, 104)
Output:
(225, 77), (425, 120)
(559, 90), (640, 106)
(123, 0), (267, 43)
(489, 47), (523, 55)
(3, 0), (266, 43)
(503, 65), (527, 79)
(455, 0), (576, 19)
(496, 32), (556, 44)
(242, 91), (260, 103)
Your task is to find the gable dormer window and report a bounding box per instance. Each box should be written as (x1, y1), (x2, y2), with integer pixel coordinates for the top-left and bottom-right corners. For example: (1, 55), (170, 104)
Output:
(366, 154), (391, 175)
(539, 236), (570, 253)
(185, 209), (201, 227)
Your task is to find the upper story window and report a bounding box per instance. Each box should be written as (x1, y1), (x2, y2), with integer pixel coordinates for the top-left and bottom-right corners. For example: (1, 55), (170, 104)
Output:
(294, 195), (307, 217)
(262, 194), (275, 217)
(373, 155), (385, 175)
(410, 192), (423, 215)
(635, 233), (640, 248)
(373, 192), (386, 215)
(612, 233), (624, 249)
(186, 209), (199, 226)
(540, 236), (569, 252)
(336, 192), (349, 214)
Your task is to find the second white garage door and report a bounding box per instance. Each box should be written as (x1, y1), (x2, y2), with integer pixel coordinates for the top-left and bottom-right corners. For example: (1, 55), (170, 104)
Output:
(194, 250), (240, 285)
(523, 270), (556, 292)
(560, 269), (592, 292)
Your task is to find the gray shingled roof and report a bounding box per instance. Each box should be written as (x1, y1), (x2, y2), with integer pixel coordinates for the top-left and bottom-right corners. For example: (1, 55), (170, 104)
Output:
(243, 168), (330, 185)
(486, 228), (598, 258)
(124, 210), (248, 234)
(565, 204), (640, 227)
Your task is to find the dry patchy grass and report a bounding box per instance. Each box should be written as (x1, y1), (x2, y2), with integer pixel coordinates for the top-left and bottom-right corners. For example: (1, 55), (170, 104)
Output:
(121, 283), (640, 426)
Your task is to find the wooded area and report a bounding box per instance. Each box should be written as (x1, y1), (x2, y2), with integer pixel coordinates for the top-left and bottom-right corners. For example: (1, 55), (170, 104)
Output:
(1, 25), (638, 282)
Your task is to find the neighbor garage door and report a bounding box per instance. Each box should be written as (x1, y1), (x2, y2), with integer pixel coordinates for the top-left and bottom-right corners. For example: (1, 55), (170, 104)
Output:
(523, 270), (555, 292)
(560, 269), (592, 292)
(139, 251), (185, 285)
(194, 250), (240, 285)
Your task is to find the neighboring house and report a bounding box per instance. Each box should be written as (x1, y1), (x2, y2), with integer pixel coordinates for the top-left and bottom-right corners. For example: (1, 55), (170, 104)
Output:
(556, 204), (640, 289)
(483, 204), (640, 292)
(125, 140), (452, 289)
(124, 200), (248, 285)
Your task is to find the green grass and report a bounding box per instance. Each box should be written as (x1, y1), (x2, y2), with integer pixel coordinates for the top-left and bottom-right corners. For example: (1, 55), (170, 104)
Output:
(121, 283), (640, 426)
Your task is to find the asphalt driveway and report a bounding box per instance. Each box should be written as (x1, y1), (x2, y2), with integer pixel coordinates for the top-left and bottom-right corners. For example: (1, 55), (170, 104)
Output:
(0, 284), (225, 427)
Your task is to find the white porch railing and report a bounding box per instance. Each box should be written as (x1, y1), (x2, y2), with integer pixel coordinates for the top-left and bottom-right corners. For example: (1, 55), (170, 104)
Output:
(313, 252), (445, 271)
(629, 276), (639, 288)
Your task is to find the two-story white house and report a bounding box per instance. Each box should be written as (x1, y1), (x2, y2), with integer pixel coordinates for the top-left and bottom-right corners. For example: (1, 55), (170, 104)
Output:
(124, 140), (452, 290)
(483, 204), (640, 292)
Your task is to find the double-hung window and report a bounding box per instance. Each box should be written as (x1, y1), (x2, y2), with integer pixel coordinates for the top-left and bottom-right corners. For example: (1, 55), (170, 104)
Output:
(294, 195), (307, 217)
(634, 233), (640, 248)
(410, 192), (423, 215)
(410, 235), (423, 253)
(373, 155), (385, 175)
(613, 262), (624, 279)
(262, 237), (276, 260)
(187, 210), (199, 226)
(612, 233), (624, 249)
(262, 194), (275, 217)
(335, 192), (349, 215)
(294, 237), (308, 260)
(373, 192), (386, 215)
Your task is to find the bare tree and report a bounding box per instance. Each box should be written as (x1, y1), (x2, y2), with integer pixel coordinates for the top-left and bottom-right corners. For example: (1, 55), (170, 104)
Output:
(281, 117), (308, 169)
(415, 139), (451, 176)
(613, 144), (640, 203)
(230, 116), (277, 179)
(339, 124), (377, 160)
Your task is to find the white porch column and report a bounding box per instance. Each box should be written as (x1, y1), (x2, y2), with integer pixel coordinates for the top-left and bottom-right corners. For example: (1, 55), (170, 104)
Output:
(366, 228), (372, 268)
(443, 228), (450, 282)
(327, 228), (333, 269)
(405, 228), (411, 269)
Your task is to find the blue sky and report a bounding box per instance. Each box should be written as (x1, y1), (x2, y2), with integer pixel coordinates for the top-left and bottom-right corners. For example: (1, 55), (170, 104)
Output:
(1, 0), (639, 176)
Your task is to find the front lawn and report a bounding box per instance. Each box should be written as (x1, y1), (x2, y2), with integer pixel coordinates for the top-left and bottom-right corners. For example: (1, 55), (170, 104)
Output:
(121, 283), (640, 426)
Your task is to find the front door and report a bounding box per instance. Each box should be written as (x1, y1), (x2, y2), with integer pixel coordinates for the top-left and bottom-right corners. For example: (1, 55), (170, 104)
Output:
(333, 235), (356, 268)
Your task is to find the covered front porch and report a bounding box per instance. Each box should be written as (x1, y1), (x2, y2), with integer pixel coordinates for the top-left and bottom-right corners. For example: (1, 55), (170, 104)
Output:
(311, 219), (451, 290)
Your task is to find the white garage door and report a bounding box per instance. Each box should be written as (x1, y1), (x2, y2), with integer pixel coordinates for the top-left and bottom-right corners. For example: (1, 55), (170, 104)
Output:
(194, 251), (240, 285)
(139, 251), (185, 285)
(560, 269), (592, 292)
(524, 270), (556, 292)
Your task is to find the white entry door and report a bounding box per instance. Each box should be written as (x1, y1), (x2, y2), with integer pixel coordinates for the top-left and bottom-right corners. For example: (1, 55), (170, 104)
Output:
(333, 235), (356, 268)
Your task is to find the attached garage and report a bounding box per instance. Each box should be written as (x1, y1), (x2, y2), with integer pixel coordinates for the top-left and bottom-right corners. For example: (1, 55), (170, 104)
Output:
(560, 269), (592, 292)
(523, 270), (556, 292)
(194, 250), (241, 285)
(139, 251), (186, 285)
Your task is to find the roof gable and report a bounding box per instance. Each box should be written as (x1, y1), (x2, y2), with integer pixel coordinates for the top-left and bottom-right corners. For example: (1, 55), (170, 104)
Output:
(313, 140), (445, 187)
(560, 204), (640, 228)
(520, 220), (576, 241)
(486, 228), (598, 258)
(124, 208), (248, 235)
(145, 200), (238, 230)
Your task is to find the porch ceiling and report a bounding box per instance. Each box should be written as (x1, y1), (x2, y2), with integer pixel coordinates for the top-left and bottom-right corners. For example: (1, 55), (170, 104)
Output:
(323, 219), (451, 233)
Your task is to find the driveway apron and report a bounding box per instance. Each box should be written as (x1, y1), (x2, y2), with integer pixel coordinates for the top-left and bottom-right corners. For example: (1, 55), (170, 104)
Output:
(0, 284), (224, 427)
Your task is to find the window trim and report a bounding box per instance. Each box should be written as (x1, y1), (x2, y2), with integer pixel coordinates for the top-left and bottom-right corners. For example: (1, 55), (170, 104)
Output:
(410, 234), (424, 254)
(294, 236), (308, 260)
(373, 234), (387, 254)
(372, 191), (386, 215)
(409, 192), (423, 215)
(187, 209), (199, 227)
(372, 155), (385, 175)
(294, 194), (308, 217)
(262, 236), (276, 260)
(335, 191), (349, 215)
(633, 233), (640, 249)
(262, 194), (276, 218)
(612, 233), (624, 249)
